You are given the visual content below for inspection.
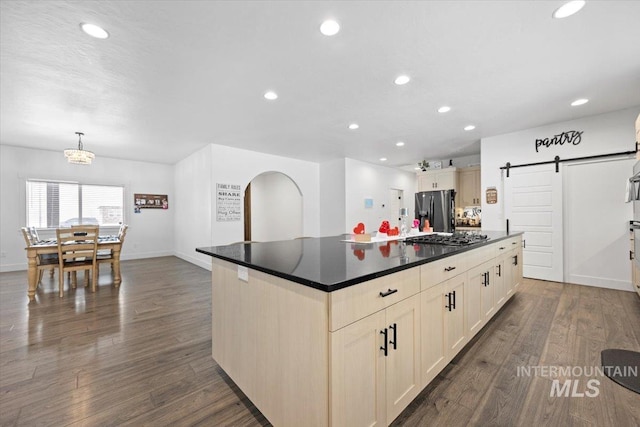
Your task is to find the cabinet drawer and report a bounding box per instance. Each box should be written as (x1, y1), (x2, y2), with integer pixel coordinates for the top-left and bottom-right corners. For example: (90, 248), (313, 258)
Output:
(466, 245), (495, 268)
(329, 267), (420, 332)
(421, 253), (467, 290)
(494, 236), (521, 257)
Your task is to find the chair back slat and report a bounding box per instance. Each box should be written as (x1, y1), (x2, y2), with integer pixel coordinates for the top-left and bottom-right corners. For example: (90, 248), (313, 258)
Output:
(118, 224), (129, 242)
(21, 227), (34, 246)
(56, 226), (99, 264)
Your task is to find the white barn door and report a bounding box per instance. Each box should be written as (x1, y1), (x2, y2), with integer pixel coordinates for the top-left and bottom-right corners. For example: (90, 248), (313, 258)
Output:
(504, 164), (563, 282)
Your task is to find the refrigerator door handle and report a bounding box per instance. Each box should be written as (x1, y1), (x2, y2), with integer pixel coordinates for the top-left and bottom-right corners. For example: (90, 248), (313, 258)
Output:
(429, 195), (435, 227)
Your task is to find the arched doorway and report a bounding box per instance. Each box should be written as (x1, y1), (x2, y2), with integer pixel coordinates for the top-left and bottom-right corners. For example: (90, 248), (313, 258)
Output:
(244, 172), (303, 242)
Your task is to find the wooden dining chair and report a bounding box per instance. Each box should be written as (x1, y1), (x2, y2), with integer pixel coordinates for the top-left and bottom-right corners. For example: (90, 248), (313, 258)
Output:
(56, 226), (99, 297)
(97, 224), (128, 276)
(21, 227), (58, 285)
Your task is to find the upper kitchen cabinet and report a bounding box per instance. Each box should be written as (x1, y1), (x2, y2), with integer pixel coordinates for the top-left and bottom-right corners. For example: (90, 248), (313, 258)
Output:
(417, 168), (457, 192)
(457, 166), (481, 207)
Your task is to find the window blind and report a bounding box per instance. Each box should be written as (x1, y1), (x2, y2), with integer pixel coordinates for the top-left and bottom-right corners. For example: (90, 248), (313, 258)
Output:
(26, 180), (124, 228)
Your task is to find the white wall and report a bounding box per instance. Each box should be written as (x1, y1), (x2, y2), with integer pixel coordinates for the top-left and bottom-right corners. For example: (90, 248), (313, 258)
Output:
(344, 158), (417, 235)
(319, 158), (346, 236)
(210, 144), (320, 245)
(482, 107), (638, 231)
(481, 106), (638, 290)
(173, 143), (321, 269)
(251, 172), (303, 241)
(173, 144), (212, 269)
(0, 145), (175, 272)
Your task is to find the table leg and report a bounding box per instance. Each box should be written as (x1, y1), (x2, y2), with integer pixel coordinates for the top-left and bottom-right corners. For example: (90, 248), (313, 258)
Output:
(113, 246), (122, 287)
(27, 252), (38, 301)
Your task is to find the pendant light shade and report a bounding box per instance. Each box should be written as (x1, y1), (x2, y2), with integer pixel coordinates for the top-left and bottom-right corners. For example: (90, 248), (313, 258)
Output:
(64, 132), (95, 165)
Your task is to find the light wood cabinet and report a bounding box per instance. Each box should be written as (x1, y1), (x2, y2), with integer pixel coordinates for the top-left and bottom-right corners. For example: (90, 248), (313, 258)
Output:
(420, 282), (447, 386)
(457, 166), (481, 207)
(331, 294), (421, 426)
(417, 168), (457, 192)
(331, 309), (386, 427)
(443, 274), (467, 357)
(210, 234), (522, 427)
(466, 261), (495, 337)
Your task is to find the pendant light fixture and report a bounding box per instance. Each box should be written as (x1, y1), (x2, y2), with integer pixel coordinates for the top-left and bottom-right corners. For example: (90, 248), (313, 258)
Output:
(64, 132), (95, 165)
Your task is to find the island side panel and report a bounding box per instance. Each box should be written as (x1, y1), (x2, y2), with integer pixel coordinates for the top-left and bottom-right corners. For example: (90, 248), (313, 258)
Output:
(211, 258), (329, 426)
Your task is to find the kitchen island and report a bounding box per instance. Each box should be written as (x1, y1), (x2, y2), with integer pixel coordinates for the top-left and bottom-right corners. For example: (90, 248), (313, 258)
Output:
(196, 231), (523, 427)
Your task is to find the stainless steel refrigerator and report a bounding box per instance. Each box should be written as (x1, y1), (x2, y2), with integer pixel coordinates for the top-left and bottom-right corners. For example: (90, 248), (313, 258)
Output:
(415, 190), (456, 233)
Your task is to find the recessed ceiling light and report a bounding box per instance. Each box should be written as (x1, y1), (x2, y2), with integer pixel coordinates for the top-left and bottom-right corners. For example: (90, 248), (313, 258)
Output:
(320, 20), (340, 36)
(348, 123), (359, 130)
(396, 141), (405, 147)
(571, 98), (589, 106)
(394, 75), (410, 85)
(380, 157), (387, 162)
(438, 106), (451, 113)
(264, 91), (278, 100)
(80, 23), (109, 39)
(552, 1), (586, 19)
(464, 125), (476, 131)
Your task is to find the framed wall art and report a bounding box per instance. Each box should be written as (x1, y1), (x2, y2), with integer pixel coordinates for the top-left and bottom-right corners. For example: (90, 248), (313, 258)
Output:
(135, 193), (168, 209)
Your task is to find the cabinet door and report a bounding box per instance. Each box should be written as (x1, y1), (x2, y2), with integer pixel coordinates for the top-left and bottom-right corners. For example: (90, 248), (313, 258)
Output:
(444, 274), (467, 357)
(471, 168), (481, 205)
(436, 170), (457, 191)
(481, 264), (495, 318)
(385, 294), (421, 424)
(331, 310), (386, 427)
(467, 262), (494, 337)
(466, 265), (484, 337)
(512, 248), (523, 292)
(494, 256), (507, 308)
(504, 249), (515, 298)
(458, 169), (476, 206)
(418, 172), (437, 191)
(421, 283), (447, 386)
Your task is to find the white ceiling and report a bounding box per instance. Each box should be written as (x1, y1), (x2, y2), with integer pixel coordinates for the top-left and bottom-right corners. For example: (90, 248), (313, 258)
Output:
(1, 1), (639, 167)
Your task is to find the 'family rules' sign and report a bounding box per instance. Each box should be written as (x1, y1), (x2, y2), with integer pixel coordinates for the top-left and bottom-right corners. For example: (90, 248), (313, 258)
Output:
(216, 183), (242, 222)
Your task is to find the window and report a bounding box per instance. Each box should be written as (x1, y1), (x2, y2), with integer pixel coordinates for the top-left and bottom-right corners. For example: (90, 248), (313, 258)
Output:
(26, 180), (124, 228)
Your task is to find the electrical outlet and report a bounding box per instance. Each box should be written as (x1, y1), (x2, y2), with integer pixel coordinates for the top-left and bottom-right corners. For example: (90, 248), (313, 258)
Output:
(237, 265), (248, 282)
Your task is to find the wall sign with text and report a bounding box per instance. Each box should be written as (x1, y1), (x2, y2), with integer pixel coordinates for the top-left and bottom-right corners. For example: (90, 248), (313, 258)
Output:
(535, 130), (583, 153)
(135, 193), (168, 209)
(216, 183), (242, 222)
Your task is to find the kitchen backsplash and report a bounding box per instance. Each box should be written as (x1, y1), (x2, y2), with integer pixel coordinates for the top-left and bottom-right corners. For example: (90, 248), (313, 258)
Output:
(456, 206), (482, 227)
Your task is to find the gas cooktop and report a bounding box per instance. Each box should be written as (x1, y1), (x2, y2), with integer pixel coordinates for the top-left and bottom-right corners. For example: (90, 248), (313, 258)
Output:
(405, 232), (489, 246)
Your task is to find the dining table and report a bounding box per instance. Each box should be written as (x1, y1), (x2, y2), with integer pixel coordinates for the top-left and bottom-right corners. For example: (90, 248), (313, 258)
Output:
(25, 236), (123, 301)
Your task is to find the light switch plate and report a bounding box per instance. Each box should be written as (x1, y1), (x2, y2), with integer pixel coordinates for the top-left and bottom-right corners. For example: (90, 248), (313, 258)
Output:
(237, 265), (249, 282)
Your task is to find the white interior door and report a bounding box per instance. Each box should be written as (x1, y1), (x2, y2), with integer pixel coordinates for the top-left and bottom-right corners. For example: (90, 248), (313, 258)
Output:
(504, 164), (563, 282)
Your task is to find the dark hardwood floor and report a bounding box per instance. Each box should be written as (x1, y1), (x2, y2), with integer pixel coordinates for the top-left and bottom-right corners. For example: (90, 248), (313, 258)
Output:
(1, 257), (639, 426)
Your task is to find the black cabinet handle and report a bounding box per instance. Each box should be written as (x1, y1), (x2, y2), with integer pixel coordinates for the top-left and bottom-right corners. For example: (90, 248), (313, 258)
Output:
(513, 255), (518, 266)
(389, 323), (397, 350)
(380, 328), (388, 357)
(451, 290), (456, 309)
(379, 288), (398, 298)
(444, 266), (456, 272)
(523, 240), (526, 248)
(445, 292), (452, 311)
(499, 247), (505, 250)
(486, 272), (490, 286)
(631, 250), (634, 261)
(512, 241), (517, 245)
(497, 264), (502, 277)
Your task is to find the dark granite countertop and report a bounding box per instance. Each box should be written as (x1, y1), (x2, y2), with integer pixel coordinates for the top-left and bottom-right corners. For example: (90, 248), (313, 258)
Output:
(196, 231), (522, 293)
